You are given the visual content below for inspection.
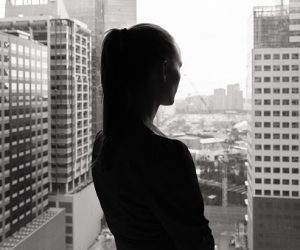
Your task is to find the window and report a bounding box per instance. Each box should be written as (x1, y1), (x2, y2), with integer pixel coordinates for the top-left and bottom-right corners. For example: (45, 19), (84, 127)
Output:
(255, 145), (262, 150)
(255, 178), (262, 184)
(255, 122), (261, 128)
(292, 168), (299, 174)
(282, 111), (289, 116)
(282, 145), (289, 151)
(282, 156), (289, 162)
(254, 88), (262, 94)
(264, 77), (271, 82)
(292, 100), (299, 105)
(273, 134), (280, 139)
(292, 76), (299, 82)
(292, 180), (299, 185)
(273, 145), (280, 150)
(282, 100), (289, 105)
(273, 190), (280, 196)
(283, 191), (289, 197)
(273, 65), (280, 71)
(273, 122), (280, 128)
(255, 65), (261, 71)
(264, 99), (271, 105)
(273, 99), (280, 105)
(255, 189), (262, 195)
(264, 111), (271, 116)
(282, 134), (290, 139)
(292, 134), (299, 139)
(283, 179), (289, 185)
(273, 111), (280, 116)
(273, 54), (280, 59)
(255, 54), (262, 60)
(273, 76), (280, 82)
(264, 178), (271, 184)
(283, 168), (290, 174)
(273, 88), (280, 94)
(292, 145), (299, 151)
(292, 88), (299, 94)
(264, 65), (271, 71)
(292, 111), (299, 117)
(292, 65), (299, 71)
(264, 88), (271, 94)
(282, 65), (289, 71)
(264, 122), (271, 128)
(255, 133), (262, 139)
(255, 111), (262, 116)
(254, 99), (261, 105)
(282, 77), (289, 82)
(264, 145), (271, 150)
(264, 167), (271, 173)
(264, 133), (271, 139)
(292, 53), (299, 59)
(283, 88), (289, 94)
(282, 53), (289, 59)
(255, 167), (262, 172)
(255, 77), (262, 83)
(264, 54), (271, 60)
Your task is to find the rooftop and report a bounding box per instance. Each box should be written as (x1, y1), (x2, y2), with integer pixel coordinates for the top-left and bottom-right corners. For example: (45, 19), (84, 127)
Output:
(0, 208), (63, 250)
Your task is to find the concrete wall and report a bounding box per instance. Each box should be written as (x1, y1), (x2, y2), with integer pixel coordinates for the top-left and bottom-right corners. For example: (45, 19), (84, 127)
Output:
(14, 208), (65, 250)
(72, 183), (103, 250)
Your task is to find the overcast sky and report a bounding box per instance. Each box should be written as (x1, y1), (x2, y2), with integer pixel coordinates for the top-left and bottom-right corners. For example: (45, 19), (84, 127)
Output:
(0, 0), (288, 98)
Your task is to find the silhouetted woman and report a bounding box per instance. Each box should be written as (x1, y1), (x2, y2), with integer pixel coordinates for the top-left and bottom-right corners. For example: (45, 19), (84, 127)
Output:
(92, 23), (214, 250)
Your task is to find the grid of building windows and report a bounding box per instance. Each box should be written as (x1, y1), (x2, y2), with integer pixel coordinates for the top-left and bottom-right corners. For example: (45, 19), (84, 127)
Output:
(0, 31), (49, 243)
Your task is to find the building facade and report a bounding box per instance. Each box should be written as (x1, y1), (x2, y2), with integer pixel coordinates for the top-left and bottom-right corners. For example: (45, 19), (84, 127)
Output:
(0, 30), (49, 243)
(248, 1), (300, 250)
(62, 0), (105, 139)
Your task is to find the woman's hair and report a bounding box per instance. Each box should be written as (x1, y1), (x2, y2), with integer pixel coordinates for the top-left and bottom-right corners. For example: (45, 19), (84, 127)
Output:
(92, 24), (177, 169)
(101, 23), (177, 137)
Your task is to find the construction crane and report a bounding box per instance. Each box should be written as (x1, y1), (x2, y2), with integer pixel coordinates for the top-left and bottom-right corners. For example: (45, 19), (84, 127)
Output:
(182, 73), (211, 113)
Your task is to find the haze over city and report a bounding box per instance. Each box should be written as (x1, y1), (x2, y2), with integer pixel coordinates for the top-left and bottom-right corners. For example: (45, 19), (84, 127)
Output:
(0, 0), (288, 98)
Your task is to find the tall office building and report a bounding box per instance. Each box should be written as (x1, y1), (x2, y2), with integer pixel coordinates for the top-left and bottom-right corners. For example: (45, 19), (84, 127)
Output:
(213, 88), (226, 111)
(0, 30), (65, 250)
(62, 0), (105, 139)
(248, 1), (300, 249)
(1, 1), (102, 250)
(62, 0), (137, 140)
(226, 83), (243, 110)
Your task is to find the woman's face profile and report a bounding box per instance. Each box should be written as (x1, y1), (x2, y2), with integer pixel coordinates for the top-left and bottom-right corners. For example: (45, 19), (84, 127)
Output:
(161, 46), (182, 105)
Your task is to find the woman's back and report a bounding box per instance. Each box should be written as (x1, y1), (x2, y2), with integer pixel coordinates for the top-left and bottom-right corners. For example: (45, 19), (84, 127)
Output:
(92, 115), (214, 250)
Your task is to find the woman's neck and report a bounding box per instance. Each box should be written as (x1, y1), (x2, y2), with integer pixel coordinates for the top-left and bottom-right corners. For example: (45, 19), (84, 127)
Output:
(128, 92), (160, 126)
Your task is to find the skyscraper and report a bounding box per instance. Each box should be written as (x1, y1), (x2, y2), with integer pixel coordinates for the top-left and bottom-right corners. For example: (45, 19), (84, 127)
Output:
(62, 0), (105, 139)
(213, 88), (226, 111)
(62, 0), (137, 140)
(226, 83), (243, 110)
(248, 1), (300, 249)
(0, 30), (65, 250)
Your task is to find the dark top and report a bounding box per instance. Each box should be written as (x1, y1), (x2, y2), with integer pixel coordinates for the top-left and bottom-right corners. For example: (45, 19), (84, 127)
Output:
(92, 114), (214, 250)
